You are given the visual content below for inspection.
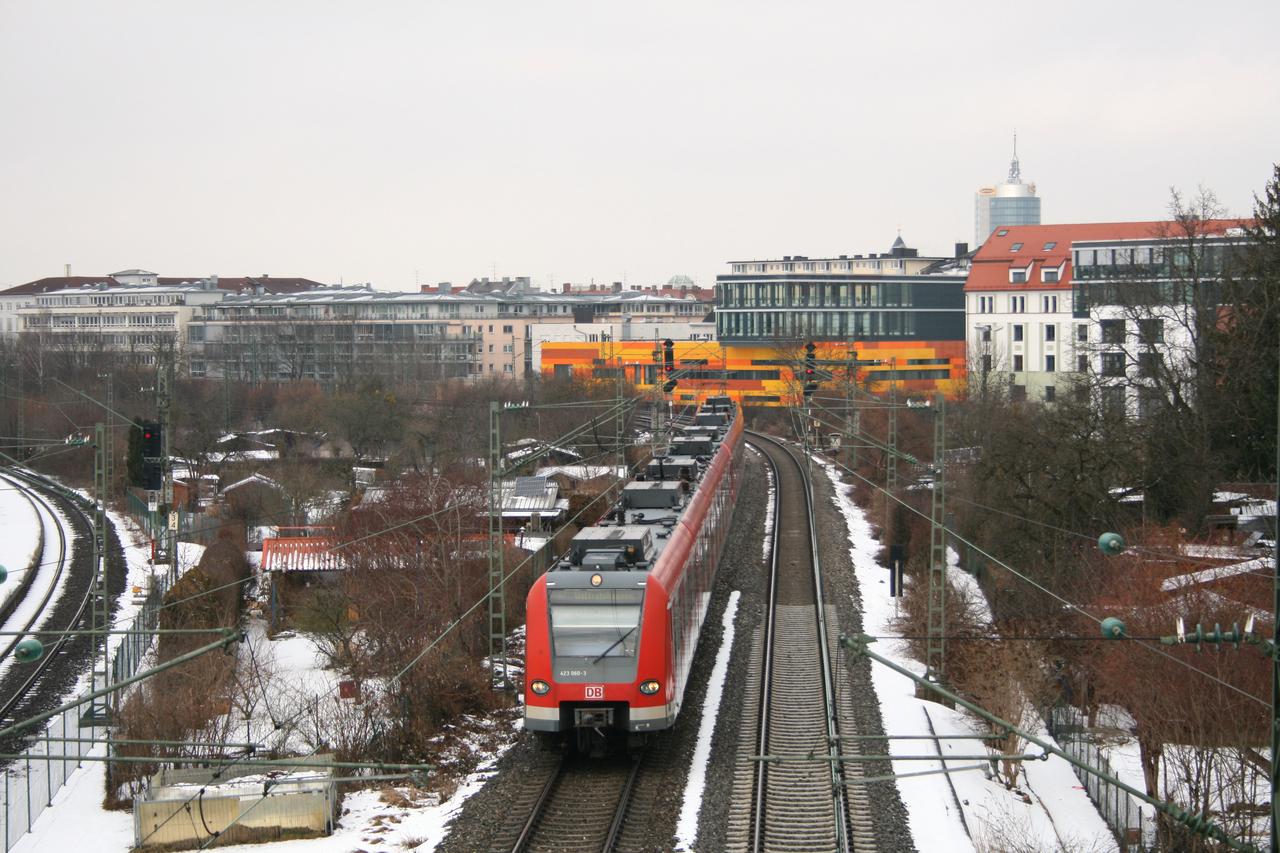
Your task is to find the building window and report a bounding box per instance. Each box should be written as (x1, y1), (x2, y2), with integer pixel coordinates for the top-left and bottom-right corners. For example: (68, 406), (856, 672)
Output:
(978, 295), (994, 313)
(489, 344), (494, 352)
(1101, 319), (1125, 344)
(1139, 387), (1164, 419)
(1011, 270), (1027, 284)
(1043, 242), (1057, 250)
(1043, 269), (1059, 283)
(504, 363), (513, 372)
(1011, 384), (1026, 402)
(1013, 325), (1023, 342)
(1078, 354), (1088, 372)
(1045, 355), (1056, 372)
(1043, 295), (1058, 313)
(997, 229), (1009, 236)
(488, 325), (494, 332)
(1077, 324), (1088, 342)
(1011, 296), (1026, 312)
(503, 344), (514, 353)
(503, 324), (514, 333)
(1044, 385), (1056, 403)
(1045, 325), (1056, 342)
(1138, 351), (1163, 377)
(1010, 243), (1024, 252)
(1138, 319), (1164, 344)
(1013, 354), (1024, 371)
(1102, 352), (1126, 376)
(1102, 386), (1125, 418)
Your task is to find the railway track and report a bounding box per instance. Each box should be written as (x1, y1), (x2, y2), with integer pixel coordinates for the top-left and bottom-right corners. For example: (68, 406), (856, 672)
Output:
(0, 469), (106, 748)
(496, 751), (644, 853)
(725, 433), (874, 853)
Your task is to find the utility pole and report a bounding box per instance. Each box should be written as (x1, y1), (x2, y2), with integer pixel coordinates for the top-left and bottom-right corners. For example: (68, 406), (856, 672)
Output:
(157, 366), (175, 582)
(103, 374), (114, 498)
(925, 392), (947, 686)
(16, 360), (23, 463)
(1272, 345), (1279, 853)
(88, 422), (111, 725)
(487, 402), (507, 692)
(886, 358), (898, 537)
(614, 352), (625, 504)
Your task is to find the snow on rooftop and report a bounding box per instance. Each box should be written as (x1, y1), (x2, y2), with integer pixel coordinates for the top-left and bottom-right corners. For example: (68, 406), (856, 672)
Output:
(1160, 555), (1274, 592)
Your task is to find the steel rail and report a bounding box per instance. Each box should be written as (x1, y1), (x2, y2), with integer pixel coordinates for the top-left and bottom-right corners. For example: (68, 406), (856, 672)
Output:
(508, 758), (563, 853)
(796, 441), (852, 853)
(0, 472), (50, 651)
(744, 431), (852, 853)
(601, 753), (645, 853)
(0, 469), (96, 723)
(749, 434), (782, 853)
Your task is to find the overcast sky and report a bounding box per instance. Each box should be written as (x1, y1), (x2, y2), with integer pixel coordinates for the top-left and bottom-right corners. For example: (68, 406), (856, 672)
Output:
(2, 2), (1276, 293)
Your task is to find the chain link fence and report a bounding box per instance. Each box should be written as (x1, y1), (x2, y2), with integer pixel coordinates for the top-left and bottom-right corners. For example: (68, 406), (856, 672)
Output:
(2, 577), (170, 851)
(1049, 704), (1153, 851)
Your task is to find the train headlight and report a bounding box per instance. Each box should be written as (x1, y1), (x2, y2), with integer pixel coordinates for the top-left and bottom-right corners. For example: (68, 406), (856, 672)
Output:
(639, 680), (661, 696)
(530, 680), (551, 695)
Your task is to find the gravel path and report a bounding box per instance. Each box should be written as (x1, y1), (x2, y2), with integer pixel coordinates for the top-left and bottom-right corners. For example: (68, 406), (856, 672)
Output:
(434, 443), (916, 853)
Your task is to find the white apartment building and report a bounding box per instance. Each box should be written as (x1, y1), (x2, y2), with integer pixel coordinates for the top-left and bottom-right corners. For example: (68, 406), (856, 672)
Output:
(966, 220), (1249, 411)
(17, 279), (230, 363)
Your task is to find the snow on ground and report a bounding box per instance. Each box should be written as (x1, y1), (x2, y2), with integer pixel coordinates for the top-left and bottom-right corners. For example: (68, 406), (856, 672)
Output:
(11, 457), (1126, 853)
(816, 456), (1121, 853)
(0, 477), (40, 585)
(0, 480), (70, 685)
(9, 505), (524, 853)
(676, 591), (740, 851)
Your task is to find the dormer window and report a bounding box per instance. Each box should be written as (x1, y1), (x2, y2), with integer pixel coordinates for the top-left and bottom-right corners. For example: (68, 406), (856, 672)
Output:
(1010, 243), (1023, 252)
(1011, 270), (1027, 284)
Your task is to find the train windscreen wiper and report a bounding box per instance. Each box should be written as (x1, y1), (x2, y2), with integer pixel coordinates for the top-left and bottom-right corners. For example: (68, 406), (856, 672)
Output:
(592, 625), (638, 664)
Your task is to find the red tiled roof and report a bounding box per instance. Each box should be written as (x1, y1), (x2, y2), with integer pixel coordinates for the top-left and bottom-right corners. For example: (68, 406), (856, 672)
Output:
(262, 536), (341, 572)
(964, 220), (1248, 293)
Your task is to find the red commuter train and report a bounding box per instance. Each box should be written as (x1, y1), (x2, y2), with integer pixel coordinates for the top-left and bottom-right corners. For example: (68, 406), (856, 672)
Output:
(523, 396), (744, 751)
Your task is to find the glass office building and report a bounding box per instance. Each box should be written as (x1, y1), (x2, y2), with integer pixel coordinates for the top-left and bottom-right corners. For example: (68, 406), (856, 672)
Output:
(714, 273), (966, 343)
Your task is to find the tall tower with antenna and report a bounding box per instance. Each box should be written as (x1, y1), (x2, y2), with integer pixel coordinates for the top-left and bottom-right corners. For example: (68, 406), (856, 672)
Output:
(975, 132), (1041, 246)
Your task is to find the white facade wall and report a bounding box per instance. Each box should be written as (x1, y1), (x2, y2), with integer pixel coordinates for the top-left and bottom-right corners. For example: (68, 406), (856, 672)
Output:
(967, 262), (1078, 402)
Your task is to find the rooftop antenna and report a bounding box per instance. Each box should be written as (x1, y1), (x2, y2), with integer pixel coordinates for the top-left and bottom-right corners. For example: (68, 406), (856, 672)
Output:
(1006, 129), (1022, 185)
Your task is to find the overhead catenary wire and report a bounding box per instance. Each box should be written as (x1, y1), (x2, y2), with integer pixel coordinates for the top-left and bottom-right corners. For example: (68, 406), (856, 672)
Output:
(796, 392), (1270, 708)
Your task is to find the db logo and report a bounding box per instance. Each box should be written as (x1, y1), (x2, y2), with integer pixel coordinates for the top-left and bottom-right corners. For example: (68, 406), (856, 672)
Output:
(585, 685), (605, 700)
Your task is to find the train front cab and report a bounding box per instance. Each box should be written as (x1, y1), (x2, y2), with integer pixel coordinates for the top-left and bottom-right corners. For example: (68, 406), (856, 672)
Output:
(524, 567), (674, 753)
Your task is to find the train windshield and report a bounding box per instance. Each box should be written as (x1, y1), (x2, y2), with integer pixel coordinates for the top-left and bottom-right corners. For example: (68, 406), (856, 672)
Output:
(547, 588), (645, 658)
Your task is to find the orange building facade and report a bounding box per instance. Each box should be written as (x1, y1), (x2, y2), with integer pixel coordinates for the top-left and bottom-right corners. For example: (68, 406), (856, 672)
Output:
(538, 338), (967, 407)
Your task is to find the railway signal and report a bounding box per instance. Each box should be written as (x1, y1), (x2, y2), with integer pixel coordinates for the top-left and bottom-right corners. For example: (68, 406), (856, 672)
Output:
(141, 423), (163, 461)
(662, 339), (677, 392)
(803, 342), (817, 398)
